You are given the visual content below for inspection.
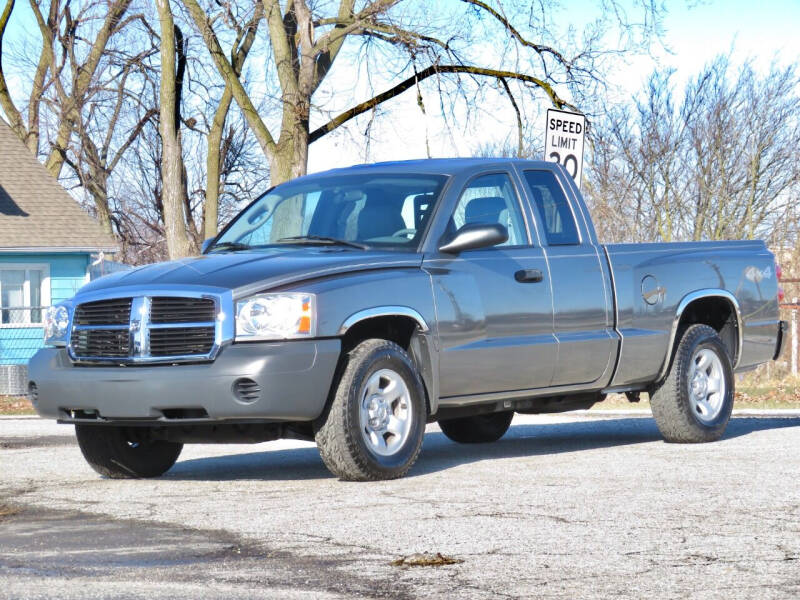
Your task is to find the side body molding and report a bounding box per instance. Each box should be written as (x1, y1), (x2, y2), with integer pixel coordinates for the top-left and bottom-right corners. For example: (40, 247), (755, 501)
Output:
(338, 306), (430, 335)
(657, 288), (743, 382)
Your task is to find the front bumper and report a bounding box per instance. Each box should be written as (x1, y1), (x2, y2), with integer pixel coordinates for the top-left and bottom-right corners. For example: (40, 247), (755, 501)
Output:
(28, 340), (341, 423)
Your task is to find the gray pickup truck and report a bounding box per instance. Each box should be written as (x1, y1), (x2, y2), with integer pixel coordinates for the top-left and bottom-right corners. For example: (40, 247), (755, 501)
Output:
(29, 159), (786, 481)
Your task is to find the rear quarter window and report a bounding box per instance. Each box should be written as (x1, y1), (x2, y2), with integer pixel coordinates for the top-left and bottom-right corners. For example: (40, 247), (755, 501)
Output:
(522, 170), (580, 246)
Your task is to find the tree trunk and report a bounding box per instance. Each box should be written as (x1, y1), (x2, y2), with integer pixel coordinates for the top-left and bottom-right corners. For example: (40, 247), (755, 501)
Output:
(42, 0), (131, 178)
(156, 0), (193, 260)
(203, 87), (231, 240)
(202, 7), (262, 240)
(85, 169), (114, 237)
(267, 131), (308, 242)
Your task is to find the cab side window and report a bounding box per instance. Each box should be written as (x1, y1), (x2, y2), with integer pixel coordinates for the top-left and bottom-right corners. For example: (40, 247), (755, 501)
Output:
(450, 173), (527, 247)
(523, 170), (580, 245)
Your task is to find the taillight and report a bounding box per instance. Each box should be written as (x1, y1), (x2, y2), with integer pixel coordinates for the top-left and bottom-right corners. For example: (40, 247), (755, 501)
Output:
(778, 286), (785, 303)
(776, 262), (785, 303)
(776, 262), (783, 281)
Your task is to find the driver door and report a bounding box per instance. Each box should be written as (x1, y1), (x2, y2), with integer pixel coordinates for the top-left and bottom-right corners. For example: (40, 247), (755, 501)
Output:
(424, 172), (557, 399)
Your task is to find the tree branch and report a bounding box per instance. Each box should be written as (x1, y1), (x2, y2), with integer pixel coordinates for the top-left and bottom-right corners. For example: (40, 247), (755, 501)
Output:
(498, 77), (523, 157)
(310, 64), (572, 143)
(0, 0), (27, 142)
(181, 0), (277, 157)
(459, 0), (572, 70)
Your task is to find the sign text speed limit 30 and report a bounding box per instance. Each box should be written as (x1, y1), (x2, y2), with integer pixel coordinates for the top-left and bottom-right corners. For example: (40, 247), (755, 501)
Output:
(544, 108), (586, 188)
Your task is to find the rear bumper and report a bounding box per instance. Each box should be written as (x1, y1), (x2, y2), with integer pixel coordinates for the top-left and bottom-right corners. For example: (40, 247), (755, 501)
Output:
(774, 320), (789, 360)
(28, 340), (341, 423)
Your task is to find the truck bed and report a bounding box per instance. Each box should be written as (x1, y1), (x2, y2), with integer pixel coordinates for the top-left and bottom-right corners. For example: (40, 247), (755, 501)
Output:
(602, 239), (779, 389)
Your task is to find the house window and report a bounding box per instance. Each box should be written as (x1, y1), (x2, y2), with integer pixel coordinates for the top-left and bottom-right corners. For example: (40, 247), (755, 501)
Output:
(0, 265), (50, 326)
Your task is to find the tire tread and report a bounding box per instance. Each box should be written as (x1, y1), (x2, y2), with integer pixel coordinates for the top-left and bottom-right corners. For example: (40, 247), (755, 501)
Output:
(650, 324), (733, 443)
(314, 339), (426, 481)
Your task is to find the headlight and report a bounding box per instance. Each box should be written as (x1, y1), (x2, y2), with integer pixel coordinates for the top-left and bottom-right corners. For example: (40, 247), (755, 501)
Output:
(235, 293), (315, 341)
(44, 304), (71, 347)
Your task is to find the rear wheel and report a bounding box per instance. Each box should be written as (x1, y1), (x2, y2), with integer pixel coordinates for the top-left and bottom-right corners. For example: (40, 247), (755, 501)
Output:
(439, 411), (514, 444)
(650, 324), (734, 443)
(75, 425), (182, 478)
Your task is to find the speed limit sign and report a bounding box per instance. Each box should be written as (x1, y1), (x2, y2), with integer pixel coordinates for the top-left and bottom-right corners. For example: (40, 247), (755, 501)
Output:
(544, 108), (586, 189)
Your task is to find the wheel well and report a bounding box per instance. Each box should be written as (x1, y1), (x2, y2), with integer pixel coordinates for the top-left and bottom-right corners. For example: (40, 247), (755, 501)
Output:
(677, 296), (738, 362)
(340, 315), (418, 353)
(339, 315), (433, 416)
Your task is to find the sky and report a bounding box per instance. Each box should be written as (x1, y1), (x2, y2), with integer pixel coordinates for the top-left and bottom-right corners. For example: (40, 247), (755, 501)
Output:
(308, 0), (800, 173)
(3, 0), (800, 177)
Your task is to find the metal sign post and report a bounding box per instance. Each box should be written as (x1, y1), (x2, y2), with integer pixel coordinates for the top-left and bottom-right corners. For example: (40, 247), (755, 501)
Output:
(544, 108), (586, 189)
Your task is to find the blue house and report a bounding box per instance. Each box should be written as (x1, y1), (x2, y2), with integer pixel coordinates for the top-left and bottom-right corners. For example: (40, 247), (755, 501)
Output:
(0, 121), (117, 394)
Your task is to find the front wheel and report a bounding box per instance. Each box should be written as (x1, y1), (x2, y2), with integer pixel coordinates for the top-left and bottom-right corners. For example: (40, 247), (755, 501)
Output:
(314, 339), (427, 481)
(650, 324), (734, 443)
(75, 425), (182, 478)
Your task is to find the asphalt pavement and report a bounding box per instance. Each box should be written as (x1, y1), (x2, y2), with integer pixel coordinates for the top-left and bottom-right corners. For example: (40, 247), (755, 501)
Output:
(1, 413), (798, 599)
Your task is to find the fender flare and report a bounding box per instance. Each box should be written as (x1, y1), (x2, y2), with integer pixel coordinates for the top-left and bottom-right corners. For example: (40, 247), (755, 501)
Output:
(656, 288), (743, 382)
(337, 306), (438, 413)
(338, 306), (430, 335)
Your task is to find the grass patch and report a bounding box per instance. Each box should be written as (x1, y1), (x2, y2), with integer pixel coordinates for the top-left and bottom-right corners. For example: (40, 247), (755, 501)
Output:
(0, 395), (34, 416)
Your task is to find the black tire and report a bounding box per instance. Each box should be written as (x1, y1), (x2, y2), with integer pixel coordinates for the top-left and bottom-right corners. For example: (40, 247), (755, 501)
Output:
(75, 425), (182, 478)
(438, 411), (514, 444)
(650, 324), (734, 443)
(314, 339), (427, 481)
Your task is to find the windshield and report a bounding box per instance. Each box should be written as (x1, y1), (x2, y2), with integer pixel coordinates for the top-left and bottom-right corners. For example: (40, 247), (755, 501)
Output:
(211, 173), (448, 251)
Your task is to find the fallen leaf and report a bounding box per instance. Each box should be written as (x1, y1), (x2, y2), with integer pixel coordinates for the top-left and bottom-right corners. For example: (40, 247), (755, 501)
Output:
(391, 552), (464, 567)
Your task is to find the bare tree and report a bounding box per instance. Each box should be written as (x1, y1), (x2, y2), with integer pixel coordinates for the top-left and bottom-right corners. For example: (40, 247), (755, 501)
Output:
(156, 0), (194, 259)
(180, 0), (661, 189)
(585, 56), (800, 246)
(0, 0), (59, 154)
(29, 0), (134, 178)
(203, 2), (263, 239)
(1, 0), (157, 239)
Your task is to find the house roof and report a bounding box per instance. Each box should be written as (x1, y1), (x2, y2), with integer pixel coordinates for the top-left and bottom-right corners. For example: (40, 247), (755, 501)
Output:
(0, 120), (117, 253)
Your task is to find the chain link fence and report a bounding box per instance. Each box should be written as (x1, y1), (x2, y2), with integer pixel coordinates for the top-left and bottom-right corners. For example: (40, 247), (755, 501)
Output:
(0, 306), (47, 395)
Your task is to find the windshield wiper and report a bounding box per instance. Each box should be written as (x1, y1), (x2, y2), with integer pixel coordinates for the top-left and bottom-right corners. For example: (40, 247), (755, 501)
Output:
(277, 235), (368, 250)
(207, 241), (253, 253)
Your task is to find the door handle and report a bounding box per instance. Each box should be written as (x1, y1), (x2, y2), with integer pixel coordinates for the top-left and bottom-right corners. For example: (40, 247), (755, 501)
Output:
(514, 269), (544, 283)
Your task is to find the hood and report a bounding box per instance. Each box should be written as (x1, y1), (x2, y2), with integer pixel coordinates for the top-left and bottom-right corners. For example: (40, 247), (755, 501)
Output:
(80, 247), (423, 298)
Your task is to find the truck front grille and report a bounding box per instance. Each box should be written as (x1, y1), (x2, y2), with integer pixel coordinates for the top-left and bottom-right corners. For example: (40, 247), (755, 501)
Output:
(73, 298), (132, 325)
(149, 327), (216, 357)
(150, 297), (216, 324)
(69, 294), (221, 364)
(71, 329), (130, 358)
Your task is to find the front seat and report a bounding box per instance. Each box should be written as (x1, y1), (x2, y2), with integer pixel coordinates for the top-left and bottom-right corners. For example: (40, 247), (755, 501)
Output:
(464, 196), (506, 226)
(463, 196), (514, 244)
(357, 202), (406, 240)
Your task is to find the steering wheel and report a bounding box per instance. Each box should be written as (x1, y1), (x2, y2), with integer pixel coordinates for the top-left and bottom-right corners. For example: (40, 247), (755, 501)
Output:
(392, 228), (417, 239)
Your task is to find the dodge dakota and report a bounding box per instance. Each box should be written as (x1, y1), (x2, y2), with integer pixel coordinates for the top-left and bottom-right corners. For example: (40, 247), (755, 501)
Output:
(28, 159), (787, 481)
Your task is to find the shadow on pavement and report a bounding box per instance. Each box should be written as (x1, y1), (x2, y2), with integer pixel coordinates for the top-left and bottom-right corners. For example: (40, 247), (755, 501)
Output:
(166, 416), (800, 482)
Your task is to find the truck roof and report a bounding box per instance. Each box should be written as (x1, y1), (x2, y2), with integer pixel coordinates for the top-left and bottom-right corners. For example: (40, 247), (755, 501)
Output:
(307, 157), (554, 178)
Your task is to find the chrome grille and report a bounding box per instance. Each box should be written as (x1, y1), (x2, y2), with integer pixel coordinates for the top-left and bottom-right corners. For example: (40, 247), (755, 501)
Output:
(150, 297), (216, 324)
(72, 329), (130, 358)
(149, 327), (215, 357)
(73, 298), (132, 325)
(69, 294), (222, 364)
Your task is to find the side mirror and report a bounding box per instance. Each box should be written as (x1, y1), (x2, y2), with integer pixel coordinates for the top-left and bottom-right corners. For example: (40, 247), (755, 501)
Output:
(201, 238), (216, 254)
(438, 223), (508, 254)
